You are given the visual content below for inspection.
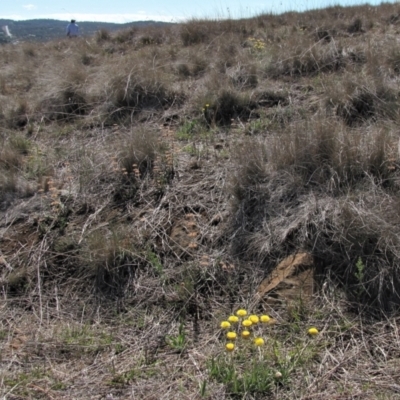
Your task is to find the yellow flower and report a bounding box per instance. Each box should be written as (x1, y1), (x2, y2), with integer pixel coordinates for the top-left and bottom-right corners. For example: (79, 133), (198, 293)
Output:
(241, 330), (251, 339)
(236, 309), (247, 317)
(226, 331), (237, 340)
(249, 315), (259, 324)
(226, 342), (235, 352)
(205, 104), (209, 107)
(254, 337), (265, 346)
(260, 315), (271, 323)
(220, 321), (231, 329)
(242, 319), (252, 327)
(308, 327), (319, 336)
(228, 315), (239, 323)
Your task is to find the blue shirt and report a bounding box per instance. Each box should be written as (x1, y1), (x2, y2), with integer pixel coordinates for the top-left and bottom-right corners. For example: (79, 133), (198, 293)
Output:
(66, 23), (79, 36)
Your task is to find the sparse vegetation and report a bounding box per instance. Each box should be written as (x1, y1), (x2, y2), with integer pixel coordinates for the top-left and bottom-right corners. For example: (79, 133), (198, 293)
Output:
(2, 4), (400, 399)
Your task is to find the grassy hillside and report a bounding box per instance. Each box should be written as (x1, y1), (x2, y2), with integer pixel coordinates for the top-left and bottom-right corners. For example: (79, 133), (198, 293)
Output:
(1, 3), (400, 399)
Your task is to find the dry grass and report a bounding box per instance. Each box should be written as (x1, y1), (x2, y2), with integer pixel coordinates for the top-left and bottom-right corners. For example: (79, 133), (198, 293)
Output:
(2, 3), (400, 399)
(230, 116), (400, 311)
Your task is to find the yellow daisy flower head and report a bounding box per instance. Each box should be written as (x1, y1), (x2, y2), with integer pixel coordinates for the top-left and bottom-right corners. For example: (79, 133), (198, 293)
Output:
(308, 327), (319, 336)
(254, 337), (265, 346)
(226, 342), (235, 352)
(241, 330), (251, 339)
(249, 315), (259, 324)
(228, 315), (239, 323)
(236, 309), (247, 317)
(242, 319), (252, 327)
(226, 331), (237, 340)
(260, 315), (271, 323)
(220, 321), (231, 329)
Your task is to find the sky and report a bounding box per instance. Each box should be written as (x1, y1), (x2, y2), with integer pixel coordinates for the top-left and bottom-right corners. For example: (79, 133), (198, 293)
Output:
(0, 0), (394, 23)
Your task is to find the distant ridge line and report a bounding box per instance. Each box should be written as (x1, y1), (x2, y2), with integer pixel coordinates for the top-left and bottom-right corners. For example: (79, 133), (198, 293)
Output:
(0, 19), (175, 42)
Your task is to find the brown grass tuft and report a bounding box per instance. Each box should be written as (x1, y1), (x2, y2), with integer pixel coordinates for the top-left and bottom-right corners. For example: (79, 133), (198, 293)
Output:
(3, 4), (400, 398)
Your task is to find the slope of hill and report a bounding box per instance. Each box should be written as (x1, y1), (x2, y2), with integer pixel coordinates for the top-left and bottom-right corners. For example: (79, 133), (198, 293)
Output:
(0, 18), (174, 42)
(1, 3), (400, 399)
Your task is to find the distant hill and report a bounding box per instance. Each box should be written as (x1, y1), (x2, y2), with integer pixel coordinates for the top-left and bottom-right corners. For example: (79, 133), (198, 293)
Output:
(0, 19), (174, 42)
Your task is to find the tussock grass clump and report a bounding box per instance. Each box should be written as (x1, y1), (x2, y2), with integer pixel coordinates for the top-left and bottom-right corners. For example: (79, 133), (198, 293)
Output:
(6, 99), (30, 129)
(266, 42), (346, 78)
(180, 19), (239, 46)
(256, 90), (288, 107)
(39, 87), (87, 120)
(119, 130), (157, 178)
(103, 71), (180, 123)
(175, 62), (191, 78)
(4, 4), (400, 398)
(386, 47), (400, 74)
(82, 229), (143, 299)
(0, 137), (35, 208)
(228, 63), (258, 89)
(230, 138), (269, 201)
(268, 120), (397, 189)
(37, 66), (89, 121)
(0, 172), (18, 208)
(135, 25), (167, 47)
(201, 89), (257, 126)
(95, 28), (112, 43)
(174, 48), (210, 78)
(335, 84), (399, 126)
(112, 27), (138, 43)
(347, 17), (364, 34)
(180, 21), (211, 46)
(0, 135), (30, 171)
(112, 127), (174, 203)
(230, 118), (400, 312)
(314, 27), (336, 42)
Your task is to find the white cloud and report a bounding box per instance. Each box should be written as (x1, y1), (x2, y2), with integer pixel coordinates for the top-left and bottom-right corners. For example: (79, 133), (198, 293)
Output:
(57, 13), (185, 23)
(23, 4), (37, 10)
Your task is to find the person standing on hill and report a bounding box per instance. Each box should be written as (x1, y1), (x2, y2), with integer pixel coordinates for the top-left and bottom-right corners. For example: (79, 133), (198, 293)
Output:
(66, 19), (79, 37)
